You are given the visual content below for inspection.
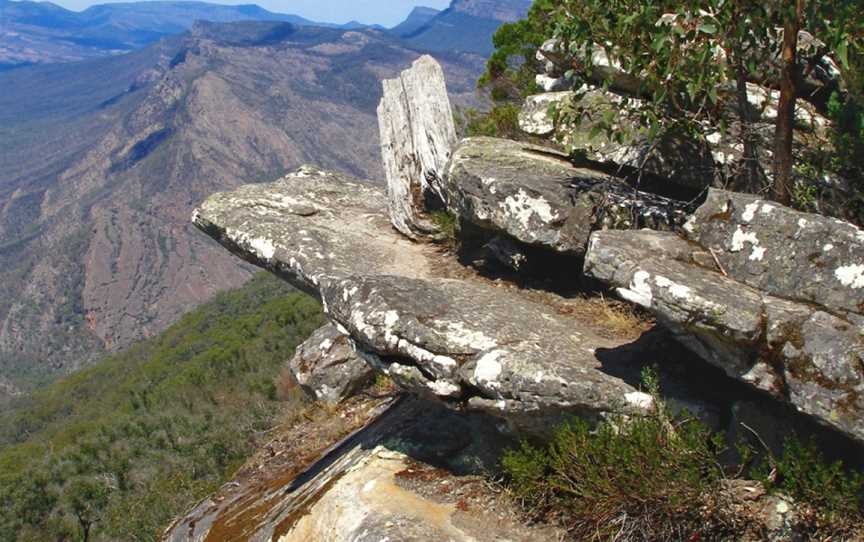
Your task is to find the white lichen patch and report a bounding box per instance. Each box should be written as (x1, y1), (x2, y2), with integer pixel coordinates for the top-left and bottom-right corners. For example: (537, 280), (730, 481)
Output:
(798, 218), (808, 229)
(760, 204), (776, 215)
(824, 244), (834, 252)
(319, 339), (334, 352)
(625, 392), (654, 410)
(750, 246), (767, 261)
(500, 189), (558, 227)
(427, 379), (461, 397)
(730, 226), (760, 252)
(617, 270), (653, 307)
(683, 215), (697, 235)
(473, 350), (504, 390)
(835, 264), (864, 289)
(655, 276), (692, 300)
(250, 237), (276, 260)
(741, 202), (760, 223)
(432, 320), (497, 350)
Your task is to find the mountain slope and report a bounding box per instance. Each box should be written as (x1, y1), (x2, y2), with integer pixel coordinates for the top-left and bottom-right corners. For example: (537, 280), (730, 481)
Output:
(401, 0), (532, 55)
(389, 6), (440, 37)
(0, 272), (326, 541)
(0, 0), (348, 69)
(0, 20), (484, 396)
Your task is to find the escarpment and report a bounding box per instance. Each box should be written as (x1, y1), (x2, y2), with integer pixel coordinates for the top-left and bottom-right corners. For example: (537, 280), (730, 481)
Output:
(170, 54), (864, 541)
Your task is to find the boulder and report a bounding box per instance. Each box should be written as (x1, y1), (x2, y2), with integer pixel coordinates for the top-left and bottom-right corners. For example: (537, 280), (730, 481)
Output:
(519, 90), (716, 190)
(443, 137), (689, 256)
(378, 55), (458, 239)
(289, 324), (374, 404)
(584, 191), (864, 444)
(193, 165), (651, 428)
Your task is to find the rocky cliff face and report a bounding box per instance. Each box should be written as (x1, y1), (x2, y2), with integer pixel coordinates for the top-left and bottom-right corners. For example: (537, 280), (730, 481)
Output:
(0, 22), (484, 392)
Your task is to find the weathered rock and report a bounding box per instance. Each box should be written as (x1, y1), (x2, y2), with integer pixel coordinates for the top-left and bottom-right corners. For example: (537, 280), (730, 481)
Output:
(193, 165), (650, 427)
(443, 137), (689, 255)
(685, 189), (864, 315)
(518, 91), (571, 137)
(166, 396), (557, 541)
(289, 324), (374, 404)
(520, 90), (716, 191)
(585, 193), (864, 444)
(378, 55), (458, 239)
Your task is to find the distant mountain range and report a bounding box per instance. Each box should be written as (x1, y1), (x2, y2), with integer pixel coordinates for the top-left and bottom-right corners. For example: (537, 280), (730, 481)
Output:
(0, 18), (485, 398)
(0, 0), (532, 70)
(0, 0), (532, 399)
(0, 0), (377, 69)
(400, 0), (532, 55)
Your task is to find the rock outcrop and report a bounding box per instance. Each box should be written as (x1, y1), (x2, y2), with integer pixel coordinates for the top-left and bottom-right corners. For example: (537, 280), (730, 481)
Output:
(443, 137), (689, 255)
(585, 189), (864, 444)
(378, 55), (458, 239)
(166, 396), (558, 541)
(289, 324), (374, 404)
(193, 165), (659, 429)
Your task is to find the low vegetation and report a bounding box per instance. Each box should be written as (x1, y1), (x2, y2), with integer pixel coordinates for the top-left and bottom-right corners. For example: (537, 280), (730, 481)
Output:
(502, 369), (864, 541)
(0, 273), (325, 541)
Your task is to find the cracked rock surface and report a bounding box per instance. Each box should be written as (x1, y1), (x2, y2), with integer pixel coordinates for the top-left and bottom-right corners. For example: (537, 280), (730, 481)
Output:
(443, 137), (688, 256)
(585, 192), (864, 444)
(193, 165), (647, 426)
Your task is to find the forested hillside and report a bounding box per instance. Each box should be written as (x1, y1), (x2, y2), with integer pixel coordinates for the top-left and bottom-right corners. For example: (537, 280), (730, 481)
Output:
(0, 273), (324, 541)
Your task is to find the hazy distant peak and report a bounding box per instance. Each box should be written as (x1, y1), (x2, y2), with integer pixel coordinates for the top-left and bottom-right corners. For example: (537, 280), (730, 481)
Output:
(389, 5), (441, 37)
(449, 0), (531, 22)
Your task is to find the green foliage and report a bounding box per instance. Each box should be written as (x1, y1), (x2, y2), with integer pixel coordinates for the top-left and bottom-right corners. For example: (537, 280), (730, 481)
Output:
(540, 0), (863, 200)
(479, 0), (557, 100)
(503, 369), (728, 541)
(755, 436), (864, 533)
(461, 104), (522, 139)
(0, 272), (325, 541)
(429, 209), (459, 245)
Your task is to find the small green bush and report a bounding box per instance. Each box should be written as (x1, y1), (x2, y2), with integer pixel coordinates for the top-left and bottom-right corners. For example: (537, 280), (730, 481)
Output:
(462, 105), (523, 139)
(503, 370), (728, 541)
(429, 209), (459, 246)
(503, 365), (864, 540)
(755, 436), (864, 535)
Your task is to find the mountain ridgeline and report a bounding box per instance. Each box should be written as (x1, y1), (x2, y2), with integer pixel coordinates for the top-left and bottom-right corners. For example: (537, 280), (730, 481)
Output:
(0, 0), (336, 69)
(0, 18), (486, 399)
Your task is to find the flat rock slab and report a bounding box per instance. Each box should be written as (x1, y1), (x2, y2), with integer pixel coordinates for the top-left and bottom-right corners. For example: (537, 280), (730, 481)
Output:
(193, 166), (646, 422)
(686, 189), (864, 316)
(443, 137), (688, 256)
(586, 228), (864, 444)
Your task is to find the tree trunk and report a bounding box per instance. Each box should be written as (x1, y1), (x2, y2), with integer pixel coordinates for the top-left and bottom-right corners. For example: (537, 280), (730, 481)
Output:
(735, 54), (762, 193)
(772, 0), (804, 205)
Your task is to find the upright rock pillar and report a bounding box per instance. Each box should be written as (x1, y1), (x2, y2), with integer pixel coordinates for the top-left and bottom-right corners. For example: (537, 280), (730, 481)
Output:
(377, 55), (457, 239)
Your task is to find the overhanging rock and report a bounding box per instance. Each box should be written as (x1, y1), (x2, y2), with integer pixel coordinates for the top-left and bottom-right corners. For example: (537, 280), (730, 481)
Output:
(443, 137), (689, 256)
(193, 165), (650, 428)
(585, 190), (864, 444)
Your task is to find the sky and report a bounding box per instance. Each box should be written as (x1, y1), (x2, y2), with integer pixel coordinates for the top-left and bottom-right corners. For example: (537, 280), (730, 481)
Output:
(48, 0), (453, 27)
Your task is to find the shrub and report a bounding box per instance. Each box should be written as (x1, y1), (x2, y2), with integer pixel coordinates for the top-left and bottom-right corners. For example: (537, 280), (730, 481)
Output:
(755, 436), (864, 536)
(503, 370), (729, 541)
(461, 104), (523, 140)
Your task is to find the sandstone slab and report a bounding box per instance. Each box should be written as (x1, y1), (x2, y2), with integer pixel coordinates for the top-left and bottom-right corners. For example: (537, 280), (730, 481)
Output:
(585, 198), (864, 443)
(193, 165), (647, 423)
(443, 137), (689, 255)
